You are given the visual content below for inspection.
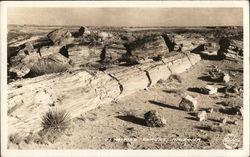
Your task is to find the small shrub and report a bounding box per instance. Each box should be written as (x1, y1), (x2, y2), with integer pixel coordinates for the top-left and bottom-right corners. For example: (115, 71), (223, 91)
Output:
(9, 133), (22, 145)
(41, 109), (70, 133)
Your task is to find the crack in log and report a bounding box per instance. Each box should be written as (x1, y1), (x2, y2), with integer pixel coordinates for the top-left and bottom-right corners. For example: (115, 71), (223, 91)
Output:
(167, 66), (173, 74)
(144, 70), (152, 87)
(184, 53), (194, 66)
(137, 67), (152, 87)
(108, 74), (123, 95)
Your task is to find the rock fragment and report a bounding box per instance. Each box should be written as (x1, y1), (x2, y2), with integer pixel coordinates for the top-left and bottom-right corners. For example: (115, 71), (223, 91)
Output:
(144, 110), (166, 127)
(179, 95), (198, 111)
(220, 117), (228, 124)
(207, 108), (214, 113)
(222, 73), (230, 83)
(197, 111), (207, 121)
(200, 85), (217, 94)
(77, 26), (90, 37)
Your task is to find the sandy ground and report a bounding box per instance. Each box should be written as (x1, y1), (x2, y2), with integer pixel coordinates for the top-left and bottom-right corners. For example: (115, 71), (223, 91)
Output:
(9, 57), (243, 150)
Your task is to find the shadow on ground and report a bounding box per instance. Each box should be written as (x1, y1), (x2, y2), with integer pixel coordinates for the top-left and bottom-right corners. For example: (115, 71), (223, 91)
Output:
(116, 115), (147, 126)
(148, 100), (182, 111)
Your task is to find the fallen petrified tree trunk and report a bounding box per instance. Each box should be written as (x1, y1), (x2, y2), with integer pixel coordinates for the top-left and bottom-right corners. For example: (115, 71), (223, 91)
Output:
(8, 52), (201, 137)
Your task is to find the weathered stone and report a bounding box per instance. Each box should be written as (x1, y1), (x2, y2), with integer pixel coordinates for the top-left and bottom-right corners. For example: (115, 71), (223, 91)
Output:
(197, 111), (207, 121)
(39, 46), (62, 57)
(144, 110), (166, 127)
(98, 32), (113, 41)
(209, 71), (230, 83)
(47, 29), (74, 46)
(100, 44), (127, 63)
(9, 64), (31, 78)
(23, 42), (34, 51)
(77, 26), (90, 36)
(172, 34), (207, 52)
(162, 34), (180, 52)
(220, 117), (228, 124)
(9, 52), (41, 78)
(218, 37), (243, 59)
(67, 45), (91, 66)
(233, 120), (238, 125)
(222, 73), (230, 82)
(125, 35), (169, 63)
(201, 85), (217, 94)
(179, 95), (198, 111)
(207, 108), (214, 113)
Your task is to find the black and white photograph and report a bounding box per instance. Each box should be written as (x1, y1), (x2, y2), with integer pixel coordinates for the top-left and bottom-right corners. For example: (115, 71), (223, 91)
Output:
(1, 1), (249, 157)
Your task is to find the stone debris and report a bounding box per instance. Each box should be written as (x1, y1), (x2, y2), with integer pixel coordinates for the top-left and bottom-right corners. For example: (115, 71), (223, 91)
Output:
(233, 120), (238, 125)
(220, 117), (228, 124)
(179, 95), (198, 111)
(224, 84), (242, 95)
(200, 85), (217, 94)
(207, 108), (214, 113)
(197, 111), (207, 121)
(144, 110), (166, 127)
(209, 70), (230, 83)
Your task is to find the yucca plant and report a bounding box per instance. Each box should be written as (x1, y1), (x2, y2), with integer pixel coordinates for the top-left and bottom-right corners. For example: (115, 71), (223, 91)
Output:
(41, 109), (70, 133)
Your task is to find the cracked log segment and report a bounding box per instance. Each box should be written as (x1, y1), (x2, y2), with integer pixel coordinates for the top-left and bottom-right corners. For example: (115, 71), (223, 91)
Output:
(8, 52), (201, 137)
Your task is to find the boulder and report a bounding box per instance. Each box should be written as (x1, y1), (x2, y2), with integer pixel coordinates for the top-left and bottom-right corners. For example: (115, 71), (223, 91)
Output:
(218, 37), (243, 59)
(67, 45), (103, 67)
(144, 110), (166, 127)
(9, 52), (41, 78)
(100, 44), (127, 63)
(171, 34), (207, 52)
(125, 35), (169, 63)
(179, 95), (198, 111)
(222, 73), (230, 83)
(47, 29), (74, 46)
(200, 85), (217, 94)
(98, 32), (113, 41)
(78, 26), (91, 36)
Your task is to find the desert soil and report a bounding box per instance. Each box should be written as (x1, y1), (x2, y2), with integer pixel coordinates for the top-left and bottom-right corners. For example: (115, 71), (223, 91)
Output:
(10, 57), (243, 150)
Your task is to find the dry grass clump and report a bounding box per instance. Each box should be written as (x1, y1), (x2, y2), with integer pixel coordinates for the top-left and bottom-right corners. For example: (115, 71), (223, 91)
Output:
(41, 109), (70, 132)
(29, 59), (69, 77)
(8, 133), (22, 145)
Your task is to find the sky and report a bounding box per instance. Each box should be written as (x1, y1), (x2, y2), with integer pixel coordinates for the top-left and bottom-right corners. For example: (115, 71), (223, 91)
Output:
(8, 8), (243, 27)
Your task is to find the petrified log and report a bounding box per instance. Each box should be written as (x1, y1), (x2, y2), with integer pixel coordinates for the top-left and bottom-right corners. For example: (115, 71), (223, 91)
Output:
(125, 35), (169, 63)
(47, 28), (74, 46)
(100, 44), (127, 63)
(7, 52), (201, 137)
